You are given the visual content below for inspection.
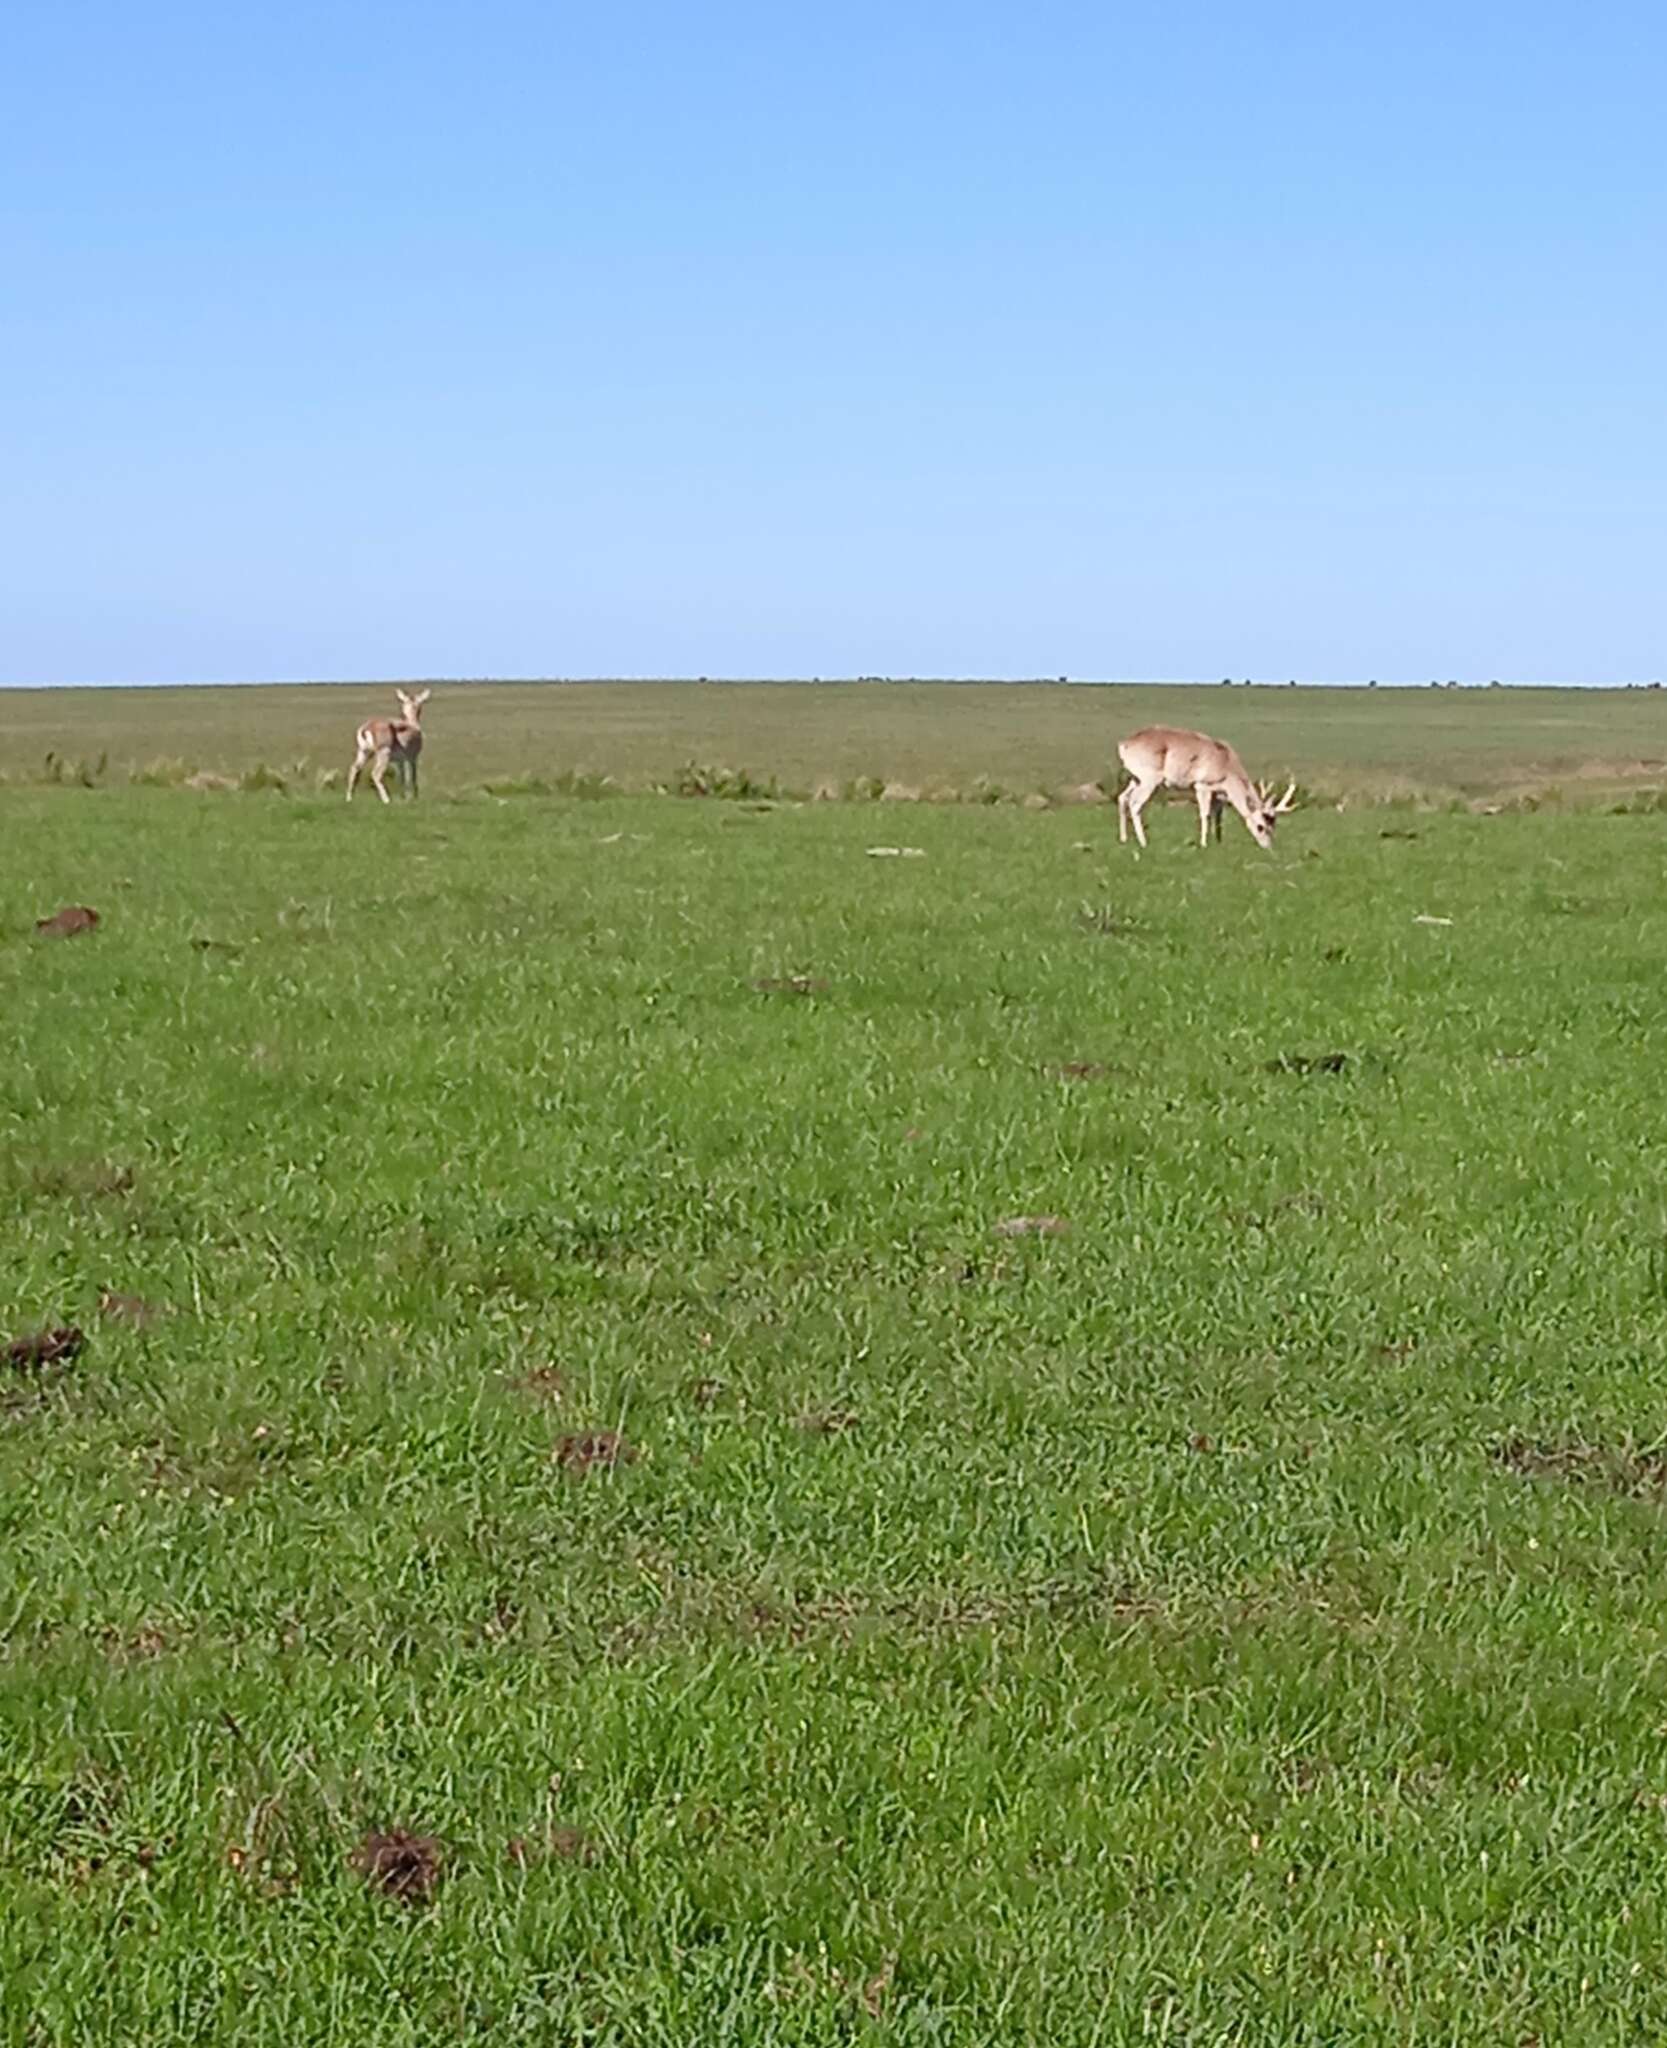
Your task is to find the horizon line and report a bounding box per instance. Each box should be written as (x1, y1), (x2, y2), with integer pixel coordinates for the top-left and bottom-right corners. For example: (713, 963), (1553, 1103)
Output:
(0, 675), (1659, 694)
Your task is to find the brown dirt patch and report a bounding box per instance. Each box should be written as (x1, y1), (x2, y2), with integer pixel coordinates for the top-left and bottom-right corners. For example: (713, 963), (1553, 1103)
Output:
(1264, 1052), (1349, 1076)
(751, 975), (829, 996)
(352, 1828), (443, 1905)
(1076, 906), (1139, 938)
(555, 1430), (637, 1474)
(689, 1377), (727, 1408)
(1045, 1061), (1112, 1082)
(101, 1623), (170, 1662)
(35, 905), (100, 937)
(512, 1366), (566, 1402)
(550, 1824), (599, 1864)
(941, 1254), (1010, 1285)
(993, 1214), (1070, 1238)
(793, 1409), (860, 1435)
(1491, 1436), (1667, 1497)
(6, 1326), (86, 1371)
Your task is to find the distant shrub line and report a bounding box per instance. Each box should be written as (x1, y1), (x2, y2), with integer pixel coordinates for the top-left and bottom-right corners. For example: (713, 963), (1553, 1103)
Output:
(7, 750), (1667, 814)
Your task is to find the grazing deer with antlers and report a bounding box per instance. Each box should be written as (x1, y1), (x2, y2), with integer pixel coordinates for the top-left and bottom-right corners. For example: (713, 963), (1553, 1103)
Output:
(346, 688), (431, 804)
(1116, 726), (1296, 850)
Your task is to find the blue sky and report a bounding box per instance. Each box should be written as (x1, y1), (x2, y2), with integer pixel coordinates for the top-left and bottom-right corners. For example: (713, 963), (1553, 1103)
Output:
(3, 1), (1662, 684)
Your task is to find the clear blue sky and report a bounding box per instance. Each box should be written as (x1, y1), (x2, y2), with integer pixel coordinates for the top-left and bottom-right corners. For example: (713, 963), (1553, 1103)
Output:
(4, 1), (1662, 684)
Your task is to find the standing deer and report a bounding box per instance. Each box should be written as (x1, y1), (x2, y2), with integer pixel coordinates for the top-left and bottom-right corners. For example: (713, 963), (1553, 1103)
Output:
(1116, 726), (1296, 850)
(346, 688), (431, 804)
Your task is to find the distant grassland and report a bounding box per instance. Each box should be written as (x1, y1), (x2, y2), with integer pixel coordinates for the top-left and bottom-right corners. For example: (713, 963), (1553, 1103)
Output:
(3, 680), (1667, 805)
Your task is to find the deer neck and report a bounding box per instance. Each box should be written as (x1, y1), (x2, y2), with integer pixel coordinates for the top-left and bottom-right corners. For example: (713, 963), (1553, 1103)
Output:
(1219, 765), (1260, 822)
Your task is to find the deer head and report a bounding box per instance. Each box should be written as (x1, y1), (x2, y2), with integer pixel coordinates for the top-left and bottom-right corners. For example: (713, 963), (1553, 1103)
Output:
(1245, 779), (1298, 848)
(396, 688), (432, 726)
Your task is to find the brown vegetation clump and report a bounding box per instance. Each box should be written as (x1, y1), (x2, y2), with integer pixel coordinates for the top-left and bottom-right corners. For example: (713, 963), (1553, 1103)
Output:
(35, 905), (99, 937)
(1492, 1436), (1667, 1497)
(513, 1366), (566, 1402)
(751, 975), (829, 996)
(5, 1326), (86, 1370)
(793, 1409), (860, 1435)
(1264, 1051), (1349, 1076)
(992, 1214), (1070, 1238)
(555, 1431), (637, 1474)
(352, 1828), (443, 1905)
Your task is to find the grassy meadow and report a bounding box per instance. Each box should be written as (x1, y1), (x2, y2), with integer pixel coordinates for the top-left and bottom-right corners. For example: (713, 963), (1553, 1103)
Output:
(4, 677), (1667, 806)
(6, 684), (1667, 2040)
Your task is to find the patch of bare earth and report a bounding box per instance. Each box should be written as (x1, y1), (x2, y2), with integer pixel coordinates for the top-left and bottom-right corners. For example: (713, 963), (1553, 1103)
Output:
(1264, 1051), (1349, 1076)
(510, 1366), (565, 1402)
(1491, 1436), (1667, 1498)
(352, 1828), (443, 1905)
(100, 1622), (170, 1662)
(1076, 906), (1139, 938)
(992, 1214), (1070, 1238)
(5, 1326), (86, 1371)
(35, 905), (100, 937)
(555, 1430), (637, 1474)
(751, 974), (829, 996)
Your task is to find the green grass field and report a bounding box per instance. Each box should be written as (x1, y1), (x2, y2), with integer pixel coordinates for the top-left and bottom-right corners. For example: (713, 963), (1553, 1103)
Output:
(7, 689), (1667, 2040)
(4, 678), (1667, 805)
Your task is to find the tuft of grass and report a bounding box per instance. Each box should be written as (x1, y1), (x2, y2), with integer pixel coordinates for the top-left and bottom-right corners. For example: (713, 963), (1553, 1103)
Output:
(668, 759), (788, 800)
(127, 756), (197, 787)
(481, 766), (624, 799)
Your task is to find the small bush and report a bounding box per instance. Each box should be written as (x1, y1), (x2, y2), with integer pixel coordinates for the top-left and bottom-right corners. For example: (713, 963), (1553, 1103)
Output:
(128, 757), (196, 787)
(481, 768), (624, 799)
(41, 750), (108, 787)
(672, 761), (780, 800)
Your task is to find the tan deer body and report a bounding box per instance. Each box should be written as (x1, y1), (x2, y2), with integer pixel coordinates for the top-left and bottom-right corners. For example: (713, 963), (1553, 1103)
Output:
(1116, 725), (1295, 850)
(347, 688), (431, 804)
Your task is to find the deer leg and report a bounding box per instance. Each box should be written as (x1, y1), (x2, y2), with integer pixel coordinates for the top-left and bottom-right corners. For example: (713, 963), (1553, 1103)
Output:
(346, 747), (367, 801)
(371, 747), (392, 805)
(1127, 780), (1154, 848)
(407, 754), (419, 800)
(1196, 785), (1215, 847)
(1118, 782), (1131, 843)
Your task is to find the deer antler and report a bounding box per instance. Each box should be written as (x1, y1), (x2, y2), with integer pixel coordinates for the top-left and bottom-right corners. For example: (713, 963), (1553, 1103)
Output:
(1270, 780), (1298, 813)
